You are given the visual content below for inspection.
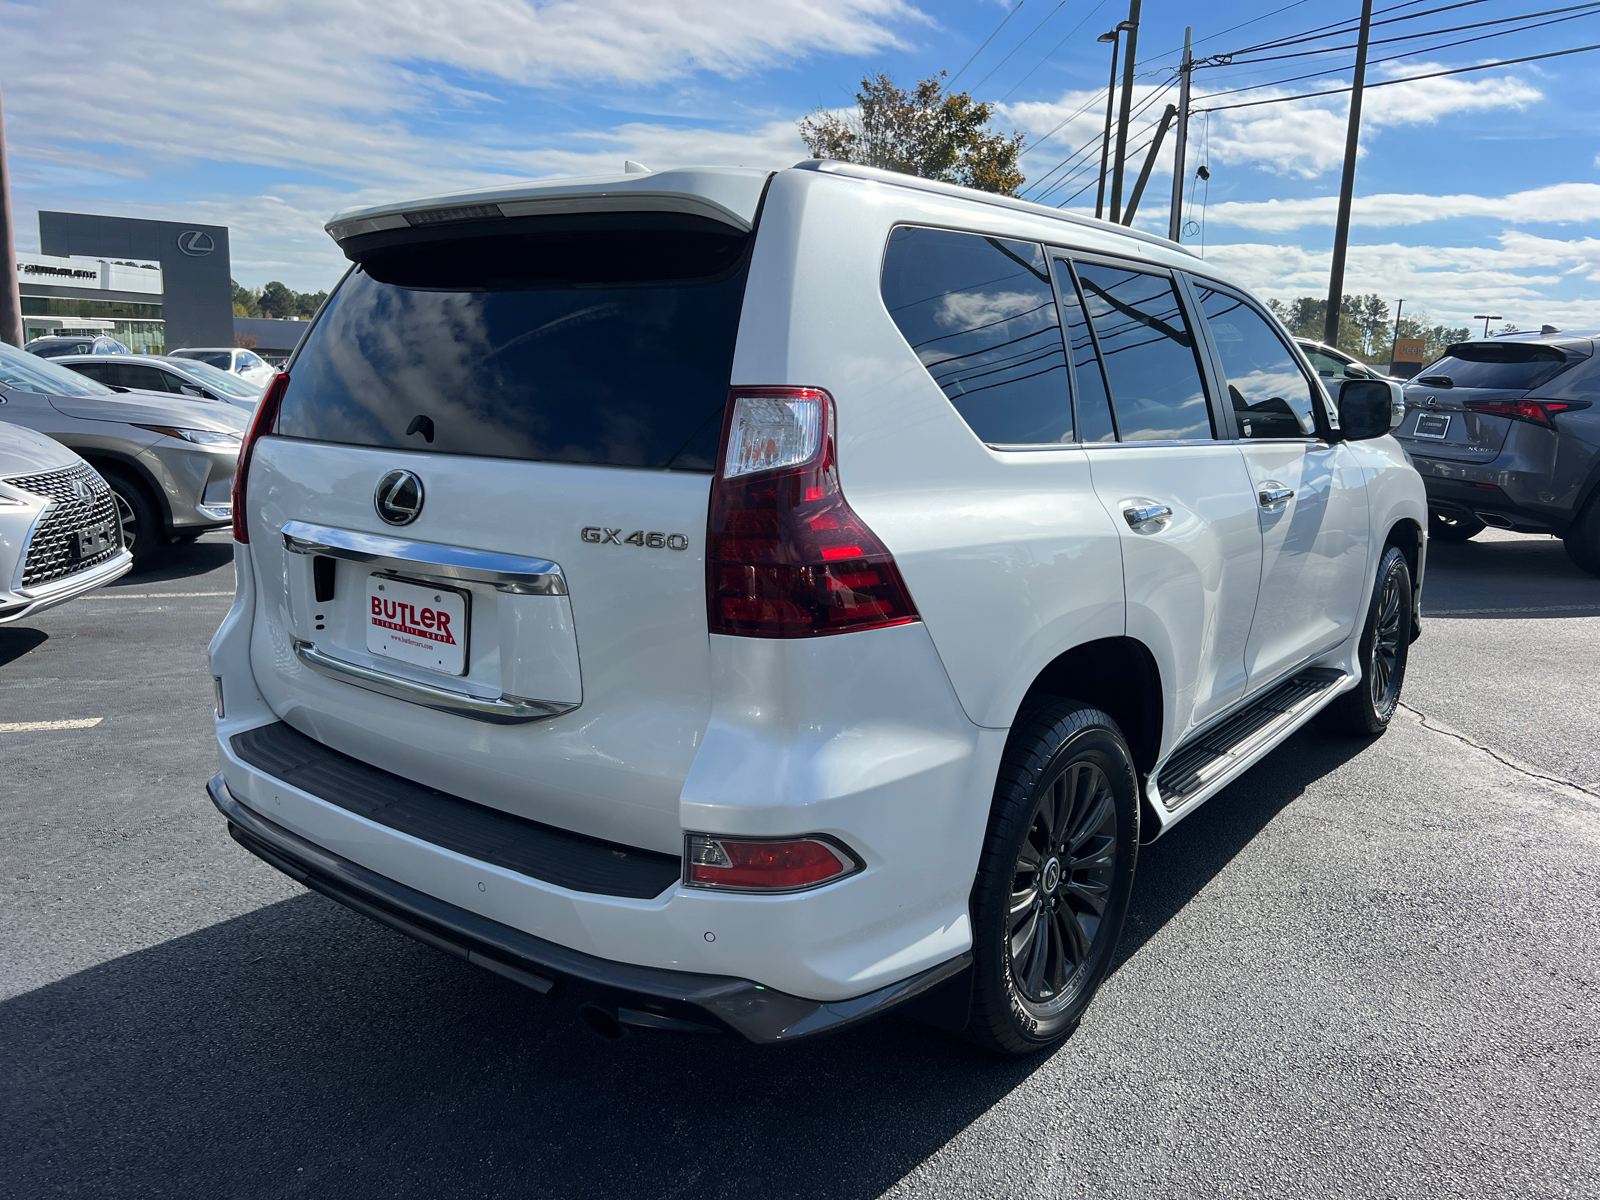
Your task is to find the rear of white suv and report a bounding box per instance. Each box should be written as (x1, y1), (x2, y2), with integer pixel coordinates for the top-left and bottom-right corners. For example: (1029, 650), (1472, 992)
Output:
(210, 163), (1424, 1052)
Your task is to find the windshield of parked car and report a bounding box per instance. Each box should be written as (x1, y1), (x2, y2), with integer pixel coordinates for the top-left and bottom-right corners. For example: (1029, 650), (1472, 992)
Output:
(1418, 342), (1575, 391)
(0, 340), (119, 397)
(172, 358), (263, 399)
(171, 349), (234, 370)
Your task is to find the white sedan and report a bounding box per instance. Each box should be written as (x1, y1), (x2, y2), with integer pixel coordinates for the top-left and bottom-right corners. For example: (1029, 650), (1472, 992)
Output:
(168, 346), (276, 388)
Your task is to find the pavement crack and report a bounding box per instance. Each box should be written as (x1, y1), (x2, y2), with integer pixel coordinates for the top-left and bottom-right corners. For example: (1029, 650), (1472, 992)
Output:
(1399, 701), (1600, 803)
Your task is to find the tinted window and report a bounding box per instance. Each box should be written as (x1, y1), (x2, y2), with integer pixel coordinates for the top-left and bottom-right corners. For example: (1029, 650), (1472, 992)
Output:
(277, 215), (752, 470)
(175, 350), (234, 370)
(1303, 348), (1347, 378)
(1195, 285), (1318, 438)
(881, 226), (1072, 445)
(0, 342), (117, 397)
(1052, 259), (1116, 443)
(1420, 342), (1576, 391)
(114, 364), (171, 392)
(67, 361), (111, 384)
(1075, 263), (1211, 442)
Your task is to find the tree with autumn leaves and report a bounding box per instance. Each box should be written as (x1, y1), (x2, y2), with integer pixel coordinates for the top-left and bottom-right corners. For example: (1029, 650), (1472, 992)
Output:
(799, 72), (1025, 197)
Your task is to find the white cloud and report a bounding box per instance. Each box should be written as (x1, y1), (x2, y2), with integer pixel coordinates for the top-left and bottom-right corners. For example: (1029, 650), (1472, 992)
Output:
(1203, 66), (1542, 178)
(0, 0), (923, 287)
(1206, 183), (1600, 231)
(1199, 234), (1600, 327)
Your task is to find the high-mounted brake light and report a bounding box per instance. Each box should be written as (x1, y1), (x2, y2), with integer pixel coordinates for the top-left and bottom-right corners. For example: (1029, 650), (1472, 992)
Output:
(684, 834), (861, 891)
(707, 387), (919, 638)
(1462, 398), (1592, 428)
(232, 372), (287, 543)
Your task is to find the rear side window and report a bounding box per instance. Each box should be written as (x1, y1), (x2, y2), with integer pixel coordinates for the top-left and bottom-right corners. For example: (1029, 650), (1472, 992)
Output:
(1421, 342), (1575, 392)
(275, 213), (752, 470)
(1074, 263), (1212, 443)
(880, 226), (1073, 445)
(1193, 284), (1318, 438)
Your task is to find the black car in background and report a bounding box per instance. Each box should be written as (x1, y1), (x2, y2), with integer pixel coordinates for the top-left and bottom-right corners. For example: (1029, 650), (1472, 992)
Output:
(1393, 331), (1600, 573)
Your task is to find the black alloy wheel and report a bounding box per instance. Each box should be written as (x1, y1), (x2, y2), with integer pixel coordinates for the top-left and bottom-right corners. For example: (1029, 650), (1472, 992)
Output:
(968, 700), (1139, 1055)
(1429, 509), (1483, 543)
(1563, 494), (1600, 577)
(1319, 544), (1413, 736)
(1007, 759), (1118, 1006)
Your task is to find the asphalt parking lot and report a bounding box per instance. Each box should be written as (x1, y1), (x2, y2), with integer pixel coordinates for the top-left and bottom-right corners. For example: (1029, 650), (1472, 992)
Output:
(3, 529), (1598, 1199)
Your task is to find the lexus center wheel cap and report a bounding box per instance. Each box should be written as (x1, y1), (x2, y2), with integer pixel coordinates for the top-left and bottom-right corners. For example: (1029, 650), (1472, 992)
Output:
(374, 469), (424, 526)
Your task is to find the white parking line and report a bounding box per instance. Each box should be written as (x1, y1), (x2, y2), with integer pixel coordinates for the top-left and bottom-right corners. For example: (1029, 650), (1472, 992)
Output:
(1430, 604), (1600, 615)
(0, 718), (104, 732)
(93, 591), (234, 599)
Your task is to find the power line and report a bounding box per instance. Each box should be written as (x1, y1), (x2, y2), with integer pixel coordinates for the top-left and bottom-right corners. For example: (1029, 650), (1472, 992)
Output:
(1023, 78), (1176, 196)
(949, 0), (1030, 88)
(1218, 0), (1599, 66)
(999, 0), (1115, 101)
(1194, 40), (1600, 111)
(1193, 5), (1600, 101)
(972, 0), (1071, 92)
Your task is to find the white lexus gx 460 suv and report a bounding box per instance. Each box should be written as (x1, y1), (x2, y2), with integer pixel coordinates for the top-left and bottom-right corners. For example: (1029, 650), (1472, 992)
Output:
(208, 162), (1425, 1054)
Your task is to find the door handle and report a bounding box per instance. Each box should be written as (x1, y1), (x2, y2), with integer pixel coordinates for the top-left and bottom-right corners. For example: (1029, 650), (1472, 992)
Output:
(1122, 503), (1173, 530)
(1258, 484), (1293, 510)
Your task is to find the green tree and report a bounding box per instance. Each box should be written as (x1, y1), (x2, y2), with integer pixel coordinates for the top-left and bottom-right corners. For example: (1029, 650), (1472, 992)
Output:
(798, 72), (1025, 196)
(230, 279), (260, 318)
(257, 281), (297, 319)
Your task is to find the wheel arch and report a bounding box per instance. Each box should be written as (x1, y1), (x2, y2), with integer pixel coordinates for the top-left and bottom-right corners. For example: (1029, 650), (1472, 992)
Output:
(76, 450), (174, 532)
(1013, 636), (1164, 835)
(1383, 516), (1424, 641)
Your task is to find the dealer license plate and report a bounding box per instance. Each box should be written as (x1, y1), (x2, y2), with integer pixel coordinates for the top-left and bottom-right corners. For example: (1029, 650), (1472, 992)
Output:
(366, 575), (468, 676)
(72, 519), (116, 560)
(1413, 413), (1451, 440)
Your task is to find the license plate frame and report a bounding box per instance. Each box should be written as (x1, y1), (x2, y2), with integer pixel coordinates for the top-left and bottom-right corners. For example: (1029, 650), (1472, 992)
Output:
(71, 520), (116, 561)
(1413, 413), (1451, 440)
(365, 573), (470, 677)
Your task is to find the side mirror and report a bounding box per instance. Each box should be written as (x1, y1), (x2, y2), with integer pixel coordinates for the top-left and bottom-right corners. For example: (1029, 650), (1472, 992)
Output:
(1337, 378), (1400, 440)
(180, 384), (205, 398)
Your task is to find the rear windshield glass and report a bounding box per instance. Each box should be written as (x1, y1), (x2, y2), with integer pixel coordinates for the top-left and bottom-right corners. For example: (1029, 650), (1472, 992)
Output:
(1420, 342), (1574, 391)
(276, 214), (752, 471)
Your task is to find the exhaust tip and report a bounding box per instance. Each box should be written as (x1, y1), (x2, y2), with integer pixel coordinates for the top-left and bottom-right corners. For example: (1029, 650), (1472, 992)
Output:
(578, 1003), (627, 1041)
(1473, 511), (1515, 529)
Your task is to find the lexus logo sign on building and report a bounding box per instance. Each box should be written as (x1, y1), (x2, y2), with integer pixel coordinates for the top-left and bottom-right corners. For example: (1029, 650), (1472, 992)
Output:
(176, 230), (215, 256)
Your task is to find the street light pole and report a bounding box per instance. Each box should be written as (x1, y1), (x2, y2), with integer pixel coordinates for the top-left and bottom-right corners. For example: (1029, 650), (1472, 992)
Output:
(1323, 0), (1375, 349)
(0, 81), (23, 349)
(1108, 0), (1142, 224)
(1388, 299), (1404, 372)
(1474, 313), (1502, 338)
(1168, 27), (1193, 242)
(1095, 26), (1127, 221)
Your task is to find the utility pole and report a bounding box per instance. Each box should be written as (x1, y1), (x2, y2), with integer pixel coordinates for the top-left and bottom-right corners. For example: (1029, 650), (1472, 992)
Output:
(1108, 0), (1142, 224)
(1388, 298), (1404, 369)
(0, 81), (23, 349)
(1168, 27), (1193, 242)
(1323, 0), (1374, 349)
(1095, 28), (1123, 220)
(1123, 104), (1177, 225)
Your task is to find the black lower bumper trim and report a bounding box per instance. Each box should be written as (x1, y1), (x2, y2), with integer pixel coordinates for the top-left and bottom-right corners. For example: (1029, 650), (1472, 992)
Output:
(207, 773), (970, 1043)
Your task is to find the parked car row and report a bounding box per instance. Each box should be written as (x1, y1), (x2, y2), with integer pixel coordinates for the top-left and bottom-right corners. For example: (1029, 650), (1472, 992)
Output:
(0, 342), (246, 565)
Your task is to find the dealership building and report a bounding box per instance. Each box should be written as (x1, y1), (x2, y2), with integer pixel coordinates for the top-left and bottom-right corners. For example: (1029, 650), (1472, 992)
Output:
(20, 211), (237, 353)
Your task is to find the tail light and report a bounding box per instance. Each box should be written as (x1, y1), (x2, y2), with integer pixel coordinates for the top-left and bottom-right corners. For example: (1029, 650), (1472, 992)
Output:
(1463, 398), (1591, 428)
(232, 372), (287, 543)
(707, 387), (918, 638)
(685, 834), (861, 891)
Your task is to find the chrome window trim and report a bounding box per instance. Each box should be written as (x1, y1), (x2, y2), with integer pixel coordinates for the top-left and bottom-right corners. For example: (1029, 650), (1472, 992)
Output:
(281, 520), (567, 596)
(291, 640), (577, 725)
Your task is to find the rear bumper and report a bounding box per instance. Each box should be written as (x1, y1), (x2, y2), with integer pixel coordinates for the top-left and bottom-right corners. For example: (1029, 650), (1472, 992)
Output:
(1412, 455), (1572, 535)
(208, 773), (969, 1042)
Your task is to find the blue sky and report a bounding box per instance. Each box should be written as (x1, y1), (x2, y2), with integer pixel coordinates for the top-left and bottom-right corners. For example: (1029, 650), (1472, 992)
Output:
(5, 0), (1598, 328)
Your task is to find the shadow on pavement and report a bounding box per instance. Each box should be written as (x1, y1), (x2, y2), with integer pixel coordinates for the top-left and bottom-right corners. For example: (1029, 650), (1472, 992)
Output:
(1422, 530), (1599, 619)
(0, 627), (48, 668)
(106, 534), (234, 589)
(1, 728), (1373, 1199)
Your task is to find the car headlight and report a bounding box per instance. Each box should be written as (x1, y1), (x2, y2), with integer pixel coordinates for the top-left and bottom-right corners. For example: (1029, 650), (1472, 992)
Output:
(133, 424), (243, 446)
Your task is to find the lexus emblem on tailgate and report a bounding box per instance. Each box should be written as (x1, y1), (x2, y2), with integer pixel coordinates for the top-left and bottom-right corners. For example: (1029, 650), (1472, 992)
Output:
(374, 469), (424, 526)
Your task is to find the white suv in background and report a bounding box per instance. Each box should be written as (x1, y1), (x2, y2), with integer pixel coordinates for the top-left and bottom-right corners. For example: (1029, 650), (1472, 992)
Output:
(208, 163), (1425, 1054)
(169, 347), (275, 388)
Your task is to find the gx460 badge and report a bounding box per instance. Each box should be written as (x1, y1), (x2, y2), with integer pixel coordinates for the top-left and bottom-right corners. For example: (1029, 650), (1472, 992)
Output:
(582, 527), (690, 551)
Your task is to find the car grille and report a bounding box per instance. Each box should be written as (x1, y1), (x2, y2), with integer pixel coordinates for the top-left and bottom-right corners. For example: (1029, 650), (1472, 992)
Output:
(5, 463), (122, 589)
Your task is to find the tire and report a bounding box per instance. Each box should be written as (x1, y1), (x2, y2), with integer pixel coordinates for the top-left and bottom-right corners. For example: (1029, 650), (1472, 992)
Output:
(1562, 495), (1600, 576)
(1429, 509), (1484, 543)
(1319, 545), (1413, 736)
(101, 469), (163, 568)
(967, 700), (1140, 1056)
